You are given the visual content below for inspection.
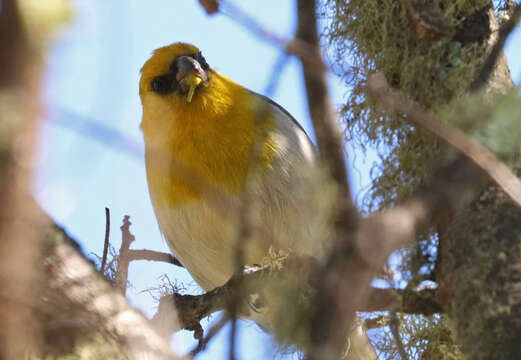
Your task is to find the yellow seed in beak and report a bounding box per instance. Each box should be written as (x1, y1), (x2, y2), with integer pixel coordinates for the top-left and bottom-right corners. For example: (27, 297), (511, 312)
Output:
(185, 74), (202, 103)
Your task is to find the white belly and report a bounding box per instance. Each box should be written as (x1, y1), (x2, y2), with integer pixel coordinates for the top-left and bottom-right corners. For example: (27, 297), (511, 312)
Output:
(159, 201), (269, 291)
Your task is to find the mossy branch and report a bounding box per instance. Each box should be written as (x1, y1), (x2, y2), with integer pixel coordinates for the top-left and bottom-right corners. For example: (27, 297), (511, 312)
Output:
(368, 72), (521, 208)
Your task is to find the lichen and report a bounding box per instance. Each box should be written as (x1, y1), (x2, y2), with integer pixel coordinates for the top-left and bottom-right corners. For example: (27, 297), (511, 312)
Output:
(322, 0), (494, 210)
(446, 189), (521, 359)
(370, 314), (463, 360)
(321, 1), (519, 358)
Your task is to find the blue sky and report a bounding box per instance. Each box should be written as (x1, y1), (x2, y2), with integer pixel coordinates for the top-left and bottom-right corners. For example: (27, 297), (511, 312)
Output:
(36, 1), (521, 359)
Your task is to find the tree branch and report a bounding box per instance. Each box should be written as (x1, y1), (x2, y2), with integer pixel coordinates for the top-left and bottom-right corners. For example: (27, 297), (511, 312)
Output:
(127, 249), (183, 267)
(469, 2), (521, 91)
(101, 207), (110, 273)
(115, 215), (135, 294)
(151, 264), (267, 337)
(295, 0), (353, 204)
(150, 259), (441, 341)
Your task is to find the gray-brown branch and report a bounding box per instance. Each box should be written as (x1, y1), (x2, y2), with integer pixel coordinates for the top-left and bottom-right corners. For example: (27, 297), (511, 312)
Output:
(150, 260), (441, 338)
(128, 249), (183, 267)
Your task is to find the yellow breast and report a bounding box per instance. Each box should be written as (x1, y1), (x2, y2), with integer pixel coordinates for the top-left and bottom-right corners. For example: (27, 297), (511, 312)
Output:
(141, 71), (275, 207)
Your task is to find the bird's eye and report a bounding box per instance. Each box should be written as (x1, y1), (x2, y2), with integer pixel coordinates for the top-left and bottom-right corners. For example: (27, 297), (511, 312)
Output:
(150, 75), (173, 94)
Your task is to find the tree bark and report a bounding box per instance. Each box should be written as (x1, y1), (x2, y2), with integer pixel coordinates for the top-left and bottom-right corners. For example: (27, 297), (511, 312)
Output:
(435, 7), (519, 360)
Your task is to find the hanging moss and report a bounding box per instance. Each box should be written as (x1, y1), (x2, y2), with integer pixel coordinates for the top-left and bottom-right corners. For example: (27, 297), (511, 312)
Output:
(321, 1), (518, 358)
(322, 0), (497, 209)
(370, 314), (462, 360)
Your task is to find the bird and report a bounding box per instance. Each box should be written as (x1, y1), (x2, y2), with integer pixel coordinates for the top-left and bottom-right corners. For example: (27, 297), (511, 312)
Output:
(139, 42), (376, 357)
(139, 42), (328, 289)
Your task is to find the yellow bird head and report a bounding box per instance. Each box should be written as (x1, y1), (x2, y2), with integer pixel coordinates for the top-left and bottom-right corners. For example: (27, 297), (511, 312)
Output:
(139, 42), (210, 104)
(139, 42), (270, 205)
(139, 42), (248, 141)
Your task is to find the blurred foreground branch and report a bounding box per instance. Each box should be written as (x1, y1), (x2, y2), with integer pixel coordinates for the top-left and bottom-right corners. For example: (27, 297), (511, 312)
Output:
(198, 0), (327, 70)
(43, 218), (180, 359)
(0, 0), (46, 357)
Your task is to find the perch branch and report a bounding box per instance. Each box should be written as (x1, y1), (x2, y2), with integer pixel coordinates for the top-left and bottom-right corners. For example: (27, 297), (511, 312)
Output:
(362, 288), (441, 315)
(151, 259), (441, 340)
(151, 264), (266, 338)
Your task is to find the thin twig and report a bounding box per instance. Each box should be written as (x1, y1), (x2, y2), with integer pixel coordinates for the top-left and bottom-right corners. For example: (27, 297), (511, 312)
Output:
(368, 72), (521, 208)
(390, 312), (409, 360)
(101, 207), (110, 273)
(469, 2), (521, 91)
(150, 257), (440, 337)
(115, 215), (135, 294)
(127, 249), (183, 267)
(216, 0), (327, 70)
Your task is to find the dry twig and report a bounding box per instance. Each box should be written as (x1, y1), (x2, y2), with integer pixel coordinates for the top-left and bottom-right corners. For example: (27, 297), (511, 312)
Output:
(115, 215), (135, 294)
(198, 0), (327, 70)
(127, 249), (183, 267)
(101, 207), (110, 273)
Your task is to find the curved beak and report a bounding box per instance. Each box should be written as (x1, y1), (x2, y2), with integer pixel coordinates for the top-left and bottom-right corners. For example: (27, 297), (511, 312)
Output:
(175, 56), (208, 102)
